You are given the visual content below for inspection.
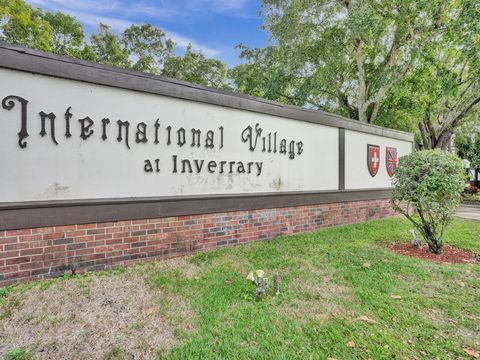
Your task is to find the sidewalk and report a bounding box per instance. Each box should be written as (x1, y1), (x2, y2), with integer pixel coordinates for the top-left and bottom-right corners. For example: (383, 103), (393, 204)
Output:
(456, 203), (480, 221)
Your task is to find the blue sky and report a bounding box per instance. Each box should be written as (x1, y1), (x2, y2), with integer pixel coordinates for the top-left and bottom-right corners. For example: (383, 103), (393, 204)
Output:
(25, 0), (269, 66)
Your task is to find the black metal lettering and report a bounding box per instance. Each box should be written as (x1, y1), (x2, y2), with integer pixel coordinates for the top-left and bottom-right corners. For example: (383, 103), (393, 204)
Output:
(237, 162), (246, 173)
(205, 130), (214, 149)
(219, 126), (224, 149)
(166, 125), (172, 145)
(64, 106), (72, 138)
(219, 160), (227, 174)
(193, 159), (204, 172)
(181, 159), (192, 173)
(280, 139), (287, 154)
(297, 141), (304, 155)
(78, 116), (94, 140)
(144, 159), (153, 172)
(172, 154), (177, 173)
(241, 123), (262, 151)
(39, 111), (58, 145)
(101, 118), (110, 141)
(154, 119), (160, 144)
(191, 128), (201, 147)
(256, 162), (263, 176)
(289, 140), (296, 159)
(135, 122), (148, 143)
(117, 120), (130, 149)
(177, 128), (186, 147)
(2, 95), (29, 148)
(207, 160), (217, 173)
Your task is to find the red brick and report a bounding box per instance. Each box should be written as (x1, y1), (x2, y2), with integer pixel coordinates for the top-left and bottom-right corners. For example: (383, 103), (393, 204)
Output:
(87, 228), (105, 235)
(20, 248), (44, 256)
(6, 229), (31, 236)
(4, 270), (31, 279)
(0, 251), (19, 260)
(96, 222), (115, 229)
(1, 199), (395, 286)
(20, 261), (44, 270)
(105, 238), (123, 245)
(19, 234), (43, 242)
(6, 256), (30, 265)
(95, 234), (113, 241)
(44, 245), (66, 253)
(74, 248), (95, 256)
(32, 227), (55, 234)
(0, 265), (19, 273)
(0, 237), (18, 245)
(54, 225), (77, 232)
(76, 223), (97, 230)
(43, 232), (65, 240)
(66, 230), (87, 237)
(5, 243), (30, 251)
(74, 235), (94, 243)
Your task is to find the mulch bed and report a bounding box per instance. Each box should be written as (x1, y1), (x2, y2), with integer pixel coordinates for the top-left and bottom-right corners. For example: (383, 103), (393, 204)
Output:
(387, 243), (479, 264)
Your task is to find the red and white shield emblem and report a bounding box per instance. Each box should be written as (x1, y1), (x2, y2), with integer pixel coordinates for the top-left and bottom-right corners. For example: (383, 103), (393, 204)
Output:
(367, 144), (380, 177)
(386, 147), (398, 177)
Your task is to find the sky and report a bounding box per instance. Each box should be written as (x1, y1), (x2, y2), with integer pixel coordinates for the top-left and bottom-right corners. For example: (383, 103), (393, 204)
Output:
(25, 0), (269, 66)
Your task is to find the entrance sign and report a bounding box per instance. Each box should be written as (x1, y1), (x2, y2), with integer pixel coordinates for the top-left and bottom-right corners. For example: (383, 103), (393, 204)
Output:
(0, 43), (414, 231)
(0, 68), (339, 202)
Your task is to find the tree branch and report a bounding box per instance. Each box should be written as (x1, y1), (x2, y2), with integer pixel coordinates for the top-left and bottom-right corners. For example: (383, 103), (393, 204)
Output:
(354, 38), (369, 122)
(435, 94), (480, 148)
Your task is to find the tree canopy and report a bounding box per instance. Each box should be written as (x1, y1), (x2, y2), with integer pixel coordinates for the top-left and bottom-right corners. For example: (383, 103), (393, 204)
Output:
(1, 0), (479, 149)
(234, 0), (480, 148)
(162, 45), (230, 89)
(0, 0), (228, 86)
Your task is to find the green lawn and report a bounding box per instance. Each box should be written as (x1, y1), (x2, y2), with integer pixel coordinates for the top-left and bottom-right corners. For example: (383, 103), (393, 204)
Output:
(1, 217), (479, 359)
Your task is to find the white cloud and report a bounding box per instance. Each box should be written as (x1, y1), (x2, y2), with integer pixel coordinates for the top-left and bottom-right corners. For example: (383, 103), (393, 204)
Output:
(25, 0), (222, 57)
(28, 0), (252, 20)
(166, 31), (221, 57)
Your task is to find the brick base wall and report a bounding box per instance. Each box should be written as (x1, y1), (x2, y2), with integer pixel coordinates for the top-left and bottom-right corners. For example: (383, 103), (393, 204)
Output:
(0, 198), (395, 287)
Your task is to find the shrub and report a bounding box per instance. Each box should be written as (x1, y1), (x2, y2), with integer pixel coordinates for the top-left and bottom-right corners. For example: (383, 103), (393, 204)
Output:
(391, 150), (464, 254)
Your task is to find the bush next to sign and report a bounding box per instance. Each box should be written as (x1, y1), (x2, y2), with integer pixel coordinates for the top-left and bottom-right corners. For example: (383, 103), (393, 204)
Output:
(391, 150), (464, 254)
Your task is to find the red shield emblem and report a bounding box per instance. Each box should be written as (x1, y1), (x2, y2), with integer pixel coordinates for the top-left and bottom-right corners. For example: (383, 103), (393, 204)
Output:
(367, 144), (380, 177)
(386, 147), (398, 177)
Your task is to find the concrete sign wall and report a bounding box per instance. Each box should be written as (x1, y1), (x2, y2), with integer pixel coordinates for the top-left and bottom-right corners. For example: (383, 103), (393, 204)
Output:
(0, 68), (339, 202)
(344, 130), (413, 190)
(0, 42), (414, 230)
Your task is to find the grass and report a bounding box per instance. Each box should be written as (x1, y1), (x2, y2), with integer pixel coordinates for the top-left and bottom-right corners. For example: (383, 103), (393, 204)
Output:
(1, 217), (479, 359)
(463, 193), (480, 203)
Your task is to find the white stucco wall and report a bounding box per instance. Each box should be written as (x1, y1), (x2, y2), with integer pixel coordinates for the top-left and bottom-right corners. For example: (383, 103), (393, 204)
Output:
(0, 68), (340, 202)
(344, 130), (413, 190)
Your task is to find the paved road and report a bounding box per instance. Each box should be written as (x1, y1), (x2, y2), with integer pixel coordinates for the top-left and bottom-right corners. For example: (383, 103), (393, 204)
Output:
(457, 203), (480, 221)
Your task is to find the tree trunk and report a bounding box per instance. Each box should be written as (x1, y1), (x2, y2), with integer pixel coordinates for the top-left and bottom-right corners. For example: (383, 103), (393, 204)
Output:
(435, 130), (452, 150)
(427, 241), (443, 254)
(423, 228), (443, 254)
(354, 38), (369, 123)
